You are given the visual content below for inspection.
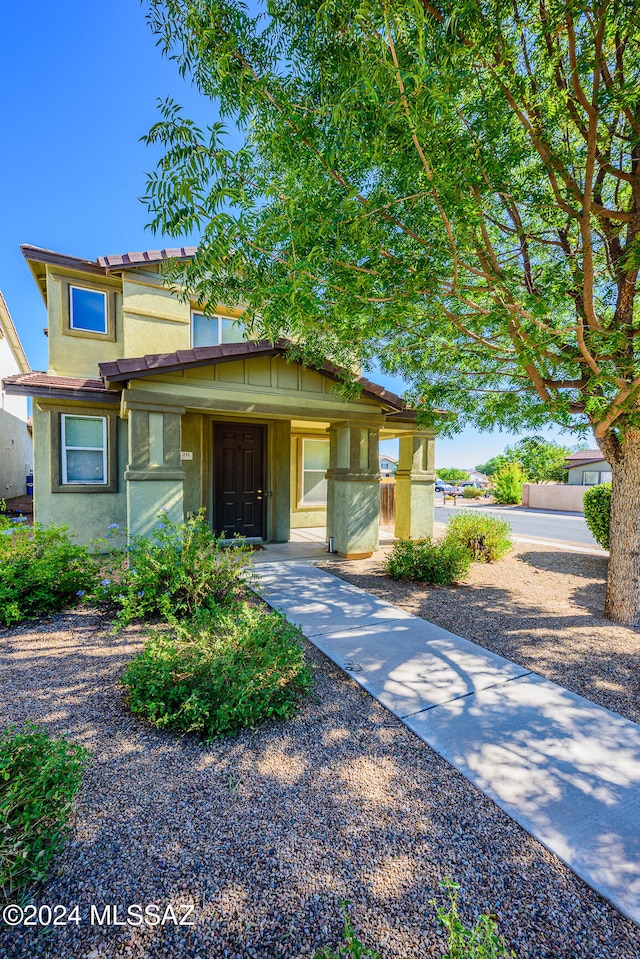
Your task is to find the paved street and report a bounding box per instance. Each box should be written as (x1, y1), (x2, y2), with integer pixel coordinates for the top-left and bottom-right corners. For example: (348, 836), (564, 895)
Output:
(435, 501), (601, 549)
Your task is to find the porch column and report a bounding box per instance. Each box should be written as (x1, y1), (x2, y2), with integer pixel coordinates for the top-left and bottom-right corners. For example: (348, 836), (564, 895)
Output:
(395, 430), (436, 540)
(124, 403), (186, 539)
(326, 421), (380, 559)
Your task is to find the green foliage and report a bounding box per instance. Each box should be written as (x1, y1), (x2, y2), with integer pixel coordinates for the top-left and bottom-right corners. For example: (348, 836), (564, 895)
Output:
(475, 458), (507, 478)
(492, 463), (526, 506)
(121, 604), (313, 739)
(143, 0), (640, 621)
(445, 513), (512, 563)
(432, 880), (516, 958)
(314, 902), (381, 959)
(143, 1), (640, 443)
(504, 437), (570, 484)
(480, 439), (570, 484)
(0, 724), (90, 895)
(583, 483), (611, 550)
(385, 538), (472, 585)
(0, 524), (99, 627)
(102, 510), (253, 626)
(438, 468), (469, 485)
(462, 486), (485, 499)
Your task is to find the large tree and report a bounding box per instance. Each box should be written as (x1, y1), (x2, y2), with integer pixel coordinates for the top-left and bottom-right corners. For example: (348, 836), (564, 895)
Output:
(144, 0), (640, 624)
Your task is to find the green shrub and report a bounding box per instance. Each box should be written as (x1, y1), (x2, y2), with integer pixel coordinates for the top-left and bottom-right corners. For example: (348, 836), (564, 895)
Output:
(583, 483), (611, 549)
(102, 510), (253, 626)
(315, 901), (381, 958)
(0, 724), (90, 894)
(432, 879), (516, 958)
(121, 604), (313, 739)
(385, 538), (472, 585)
(445, 513), (512, 563)
(492, 462), (525, 505)
(462, 486), (485, 499)
(0, 524), (99, 627)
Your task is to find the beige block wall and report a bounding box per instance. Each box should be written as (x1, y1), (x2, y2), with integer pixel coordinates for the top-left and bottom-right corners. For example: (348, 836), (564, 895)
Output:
(522, 484), (588, 512)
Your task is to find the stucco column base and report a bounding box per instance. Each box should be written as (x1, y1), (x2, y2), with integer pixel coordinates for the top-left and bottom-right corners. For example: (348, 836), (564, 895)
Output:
(327, 472), (380, 558)
(326, 422), (381, 559)
(394, 431), (436, 541)
(395, 472), (435, 540)
(126, 477), (185, 540)
(125, 405), (185, 539)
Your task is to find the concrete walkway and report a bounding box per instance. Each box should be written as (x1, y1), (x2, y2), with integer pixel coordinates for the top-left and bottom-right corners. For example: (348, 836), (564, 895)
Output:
(255, 561), (640, 927)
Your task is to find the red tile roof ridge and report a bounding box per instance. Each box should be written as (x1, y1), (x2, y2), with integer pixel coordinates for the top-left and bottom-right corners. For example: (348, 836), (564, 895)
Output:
(99, 340), (409, 411)
(3, 371), (108, 390)
(98, 247), (198, 269)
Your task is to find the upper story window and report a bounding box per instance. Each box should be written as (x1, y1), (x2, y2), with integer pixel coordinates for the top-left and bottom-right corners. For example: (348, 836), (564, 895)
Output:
(192, 312), (246, 348)
(69, 286), (108, 334)
(61, 414), (107, 485)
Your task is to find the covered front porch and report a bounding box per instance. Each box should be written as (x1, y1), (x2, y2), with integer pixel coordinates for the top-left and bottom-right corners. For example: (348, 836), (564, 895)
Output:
(100, 342), (436, 559)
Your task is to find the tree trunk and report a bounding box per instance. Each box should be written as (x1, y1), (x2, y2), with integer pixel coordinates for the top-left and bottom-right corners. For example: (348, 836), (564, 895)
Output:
(600, 429), (640, 625)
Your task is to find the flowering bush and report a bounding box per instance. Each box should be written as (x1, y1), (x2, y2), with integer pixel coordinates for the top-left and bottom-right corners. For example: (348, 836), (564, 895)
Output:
(0, 524), (100, 627)
(121, 604), (312, 738)
(102, 510), (254, 626)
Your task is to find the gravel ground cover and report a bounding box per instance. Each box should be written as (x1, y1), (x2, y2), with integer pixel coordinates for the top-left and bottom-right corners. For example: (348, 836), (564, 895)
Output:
(320, 542), (640, 725)
(2, 606), (640, 958)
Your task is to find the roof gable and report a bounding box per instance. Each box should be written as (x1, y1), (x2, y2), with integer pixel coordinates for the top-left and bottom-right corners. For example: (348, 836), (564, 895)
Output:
(99, 340), (408, 411)
(0, 291), (30, 374)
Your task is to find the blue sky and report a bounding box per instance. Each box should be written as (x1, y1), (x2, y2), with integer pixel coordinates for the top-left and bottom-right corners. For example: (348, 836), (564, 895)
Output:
(1, 0), (584, 468)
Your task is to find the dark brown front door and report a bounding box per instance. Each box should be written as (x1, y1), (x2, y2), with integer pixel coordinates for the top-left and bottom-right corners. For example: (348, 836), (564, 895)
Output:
(213, 424), (266, 538)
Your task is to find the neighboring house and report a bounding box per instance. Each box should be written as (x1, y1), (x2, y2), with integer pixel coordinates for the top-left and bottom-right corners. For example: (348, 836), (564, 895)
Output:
(3, 245), (435, 557)
(0, 291), (32, 500)
(565, 450), (612, 486)
(465, 470), (490, 487)
(379, 454), (397, 477)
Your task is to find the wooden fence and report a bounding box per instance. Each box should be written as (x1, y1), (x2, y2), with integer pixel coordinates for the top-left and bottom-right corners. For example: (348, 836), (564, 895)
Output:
(380, 478), (396, 527)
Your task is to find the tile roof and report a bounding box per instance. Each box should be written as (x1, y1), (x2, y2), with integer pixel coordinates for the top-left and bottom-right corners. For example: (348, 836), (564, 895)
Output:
(99, 339), (409, 411)
(21, 244), (197, 275)
(97, 248), (198, 270)
(565, 449), (605, 461)
(2, 372), (120, 403)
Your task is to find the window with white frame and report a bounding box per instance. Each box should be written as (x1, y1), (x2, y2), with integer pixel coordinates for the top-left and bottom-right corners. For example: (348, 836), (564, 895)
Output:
(61, 415), (107, 485)
(69, 286), (108, 334)
(192, 312), (246, 347)
(300, 438), (330, 506)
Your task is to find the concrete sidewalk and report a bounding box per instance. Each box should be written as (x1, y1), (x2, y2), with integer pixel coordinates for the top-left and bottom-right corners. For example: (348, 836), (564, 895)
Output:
(255, 561), (640, 927)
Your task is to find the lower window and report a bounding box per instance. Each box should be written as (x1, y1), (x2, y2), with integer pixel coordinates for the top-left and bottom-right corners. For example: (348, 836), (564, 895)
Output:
(61, 415), (107, 485)
(300, 438), (330, 506)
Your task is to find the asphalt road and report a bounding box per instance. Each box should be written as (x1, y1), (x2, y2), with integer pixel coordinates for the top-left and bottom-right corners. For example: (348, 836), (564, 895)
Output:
(434, 501), (601, 548)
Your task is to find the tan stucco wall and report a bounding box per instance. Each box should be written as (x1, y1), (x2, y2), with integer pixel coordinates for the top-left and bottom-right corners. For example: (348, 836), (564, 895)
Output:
(522, 483), (587, 512)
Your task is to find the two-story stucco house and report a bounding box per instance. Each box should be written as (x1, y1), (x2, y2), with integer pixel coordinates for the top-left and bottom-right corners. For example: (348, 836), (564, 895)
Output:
(2, 245), (435, 556)
(0, 291), (32, 501)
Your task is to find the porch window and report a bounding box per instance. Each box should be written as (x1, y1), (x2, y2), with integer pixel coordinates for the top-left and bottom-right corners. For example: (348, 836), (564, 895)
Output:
(301, 438), (329, 506)
(192, 312), (246, 347)
(61, 415), (107, 485)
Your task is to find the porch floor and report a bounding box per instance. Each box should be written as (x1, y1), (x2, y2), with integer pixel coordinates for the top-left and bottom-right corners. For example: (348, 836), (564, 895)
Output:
(253, 525), (394, 564)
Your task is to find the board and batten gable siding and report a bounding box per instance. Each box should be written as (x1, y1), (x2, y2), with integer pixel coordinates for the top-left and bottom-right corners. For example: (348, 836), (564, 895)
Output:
(125, 355), (385, 422)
